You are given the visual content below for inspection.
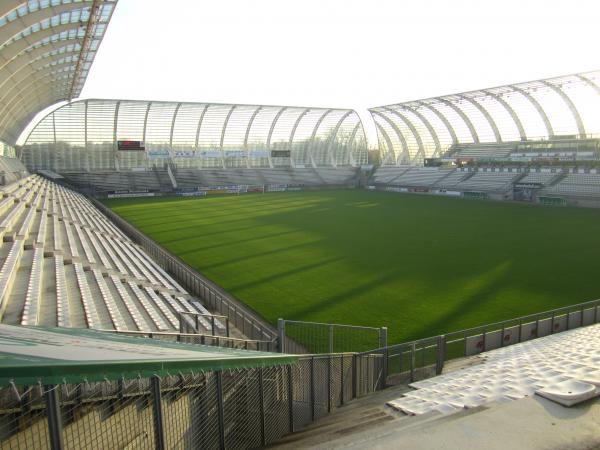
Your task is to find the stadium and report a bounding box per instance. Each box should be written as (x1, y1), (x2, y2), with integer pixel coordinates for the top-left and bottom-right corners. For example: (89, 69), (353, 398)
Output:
(0, 1), (598, 449)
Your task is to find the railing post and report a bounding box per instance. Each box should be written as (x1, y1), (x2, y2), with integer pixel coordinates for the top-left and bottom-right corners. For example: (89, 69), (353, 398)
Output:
(211, 315), (216, 336)
(351, 354), (357, 399)
(381, 327), (388, 388)
(277, 318), (285, 353)
(328, 324), (334, 353)
(225, 318), (230, 338)
(436, 335), (445, 375)
(150, 376), (166, 450)
(340, 354), (345, 406)
(410, 342), (416, 383)
(287, 365), (294, 433)
(327, 355), (332, 412)
(310, 356), (315, 422)
(216, 372), (226, 450)
(44, 385), (64, 450)
(258, 368), (266, 447)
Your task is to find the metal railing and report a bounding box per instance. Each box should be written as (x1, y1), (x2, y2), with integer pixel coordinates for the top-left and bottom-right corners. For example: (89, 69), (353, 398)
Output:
(0, 354), (382, 449)
(92, 198), (278, 344)
(97, 328), (276, 352)
(277, 319), (387, 354)
(178, 311), (230, 337)
(365, 298), (600, 386)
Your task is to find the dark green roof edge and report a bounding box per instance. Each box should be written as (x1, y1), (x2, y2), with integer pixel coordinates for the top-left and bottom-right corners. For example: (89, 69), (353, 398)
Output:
(0, 326), (297, 386)
(0, 353), (297, 386)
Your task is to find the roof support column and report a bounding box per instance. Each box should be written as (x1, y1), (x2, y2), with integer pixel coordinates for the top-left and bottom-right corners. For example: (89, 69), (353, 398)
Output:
(307, 109), (333, 168)
(541, 81), (586, 138)
(243, 106), (262, 168)
(383, 107), (427, 163)
(456, 95), (502, 142)
(288, 109), (310, 168)
(371, 111), (410, 165)
(482, 90), (526, 140)
(266, 107), (287, 169)
(438, 98), (479, 143)
(403, 106), (442, 157)
(325, 110), (353, 168)
(194, 104), (210, 169)
(113, 101), (120, 171)
(219, 105), (237, 169)
(510, 85), (554, 138)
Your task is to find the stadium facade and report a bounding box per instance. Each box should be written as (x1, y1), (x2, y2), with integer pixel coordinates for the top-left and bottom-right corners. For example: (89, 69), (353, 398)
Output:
(21, 99), (368, 171)
(370, 71), (600, 165)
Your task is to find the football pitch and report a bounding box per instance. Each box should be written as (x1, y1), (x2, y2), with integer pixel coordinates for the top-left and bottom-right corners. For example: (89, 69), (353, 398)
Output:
(105, 190), (600, 344)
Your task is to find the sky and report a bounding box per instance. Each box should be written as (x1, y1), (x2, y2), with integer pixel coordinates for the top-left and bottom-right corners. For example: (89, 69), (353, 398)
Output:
(18, 0), (600, 145)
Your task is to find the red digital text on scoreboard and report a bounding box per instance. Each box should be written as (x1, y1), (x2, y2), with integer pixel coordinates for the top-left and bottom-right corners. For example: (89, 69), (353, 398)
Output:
(117, 140), (145, 151)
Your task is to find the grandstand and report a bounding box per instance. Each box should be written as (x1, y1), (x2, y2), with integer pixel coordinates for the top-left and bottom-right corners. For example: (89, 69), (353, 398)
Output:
(0, 171), (227, 335)
(0, 1), (599, 449)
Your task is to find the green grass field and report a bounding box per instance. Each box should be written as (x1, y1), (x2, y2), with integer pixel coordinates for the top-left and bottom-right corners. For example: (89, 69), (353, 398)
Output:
(105, 190), (600, 344)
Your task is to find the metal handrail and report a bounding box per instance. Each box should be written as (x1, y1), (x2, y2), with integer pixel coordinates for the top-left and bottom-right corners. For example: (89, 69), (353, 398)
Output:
(359, 298), (600, 355)
(178, 310), (231, 337)
(281, 319), (382, 331)
(97, 328), (276, 351)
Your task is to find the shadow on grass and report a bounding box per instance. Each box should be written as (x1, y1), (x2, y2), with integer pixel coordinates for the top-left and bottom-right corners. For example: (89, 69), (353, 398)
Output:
(164, 228), (303, 251)
(186, 240), (323, 271)
(400, 261), (513, 342)
(227, 256), (343, 292)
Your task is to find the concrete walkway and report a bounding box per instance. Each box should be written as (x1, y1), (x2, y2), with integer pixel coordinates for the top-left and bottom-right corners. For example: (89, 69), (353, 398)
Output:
(272, 395), (599, 449)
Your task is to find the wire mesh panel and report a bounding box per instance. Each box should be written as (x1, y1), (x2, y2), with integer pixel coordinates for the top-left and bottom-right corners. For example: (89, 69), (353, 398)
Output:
(221, 369), (262, 449)
(0, 384), (49, 449)
(0, 351), (389, 449)
(262, 366), (292, 445)
(290, 358), (313, 431)
(59, 379), (155, 450)
(281, 320), (384, 354)
(355, 353), (384, 397)
(311, 357), (330, 421)
(160, 373), (220, 450)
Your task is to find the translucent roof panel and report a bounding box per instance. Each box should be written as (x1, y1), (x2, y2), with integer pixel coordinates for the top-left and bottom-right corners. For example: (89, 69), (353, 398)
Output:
(370, 70), (600, 165)
(0, 0), (117, 145)
(21, 99), (368, 171)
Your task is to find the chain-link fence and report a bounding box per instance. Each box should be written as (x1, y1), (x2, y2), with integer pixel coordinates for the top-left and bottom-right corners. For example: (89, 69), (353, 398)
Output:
(361, 299), (600, 387)
(277, 319), (387, 354)
(0, 353), (382, 449)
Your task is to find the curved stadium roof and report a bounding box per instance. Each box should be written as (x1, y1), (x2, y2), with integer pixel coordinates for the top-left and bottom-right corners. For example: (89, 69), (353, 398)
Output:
(22, 99), (368, 170)
(0, 0), (117, 147)
(369, 71), (600, 165)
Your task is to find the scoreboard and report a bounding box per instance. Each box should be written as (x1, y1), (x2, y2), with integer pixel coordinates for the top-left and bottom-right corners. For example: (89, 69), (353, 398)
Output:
(117, 140), (145, 151)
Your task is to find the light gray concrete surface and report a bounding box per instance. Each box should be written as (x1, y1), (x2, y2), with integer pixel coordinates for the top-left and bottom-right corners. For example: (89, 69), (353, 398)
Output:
(273, 396), (599, 449)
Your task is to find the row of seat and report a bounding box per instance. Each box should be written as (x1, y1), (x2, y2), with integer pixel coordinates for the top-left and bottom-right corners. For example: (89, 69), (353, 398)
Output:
(173, 167), (358, 188)
(541, 173), (600, 197)
(60, 167), (359, 193)
(371, 166), (600, 195)
(0, 175), (225, 335)
(388, 323), (599, 415)
(447, 143), (516, 160)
